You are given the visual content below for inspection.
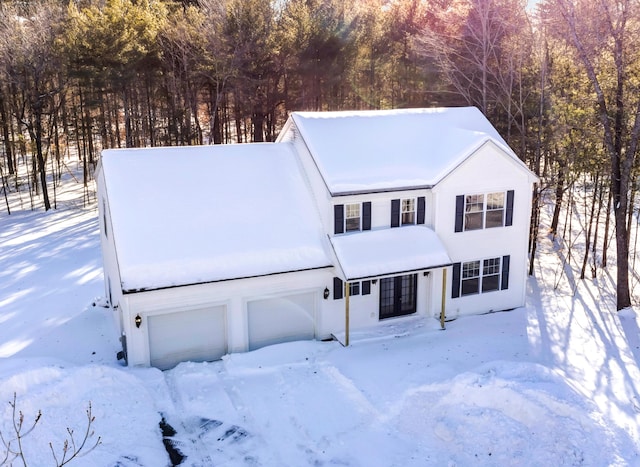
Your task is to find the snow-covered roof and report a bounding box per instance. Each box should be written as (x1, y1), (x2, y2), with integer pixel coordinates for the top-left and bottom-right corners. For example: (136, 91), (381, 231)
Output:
(100, 144), (332, 292)
(330, 226), (452, 281)
(287, 107), (516, 195)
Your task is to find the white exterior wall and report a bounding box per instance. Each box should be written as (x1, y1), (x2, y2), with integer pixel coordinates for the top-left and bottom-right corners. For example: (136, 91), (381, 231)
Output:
(120, 268), (333, 367)
(432, 141), (535, 318)
(320, 269), (441, 335)
(289, 130), (333, 230)
(96, 167), (125, 338)
(329, 189), (432, 234)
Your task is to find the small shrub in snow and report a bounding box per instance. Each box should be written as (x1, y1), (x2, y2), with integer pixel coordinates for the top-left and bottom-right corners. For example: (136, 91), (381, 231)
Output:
(0, 393), (101, 467)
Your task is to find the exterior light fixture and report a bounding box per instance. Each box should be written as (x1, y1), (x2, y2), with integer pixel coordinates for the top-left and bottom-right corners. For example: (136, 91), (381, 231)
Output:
(323, 287), (330, 299)
(135, 314), (142, 328)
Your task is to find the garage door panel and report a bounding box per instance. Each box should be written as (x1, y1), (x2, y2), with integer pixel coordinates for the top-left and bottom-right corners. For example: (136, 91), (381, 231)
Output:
(248, 292), (315, 351)
(149, 306), (226, 370)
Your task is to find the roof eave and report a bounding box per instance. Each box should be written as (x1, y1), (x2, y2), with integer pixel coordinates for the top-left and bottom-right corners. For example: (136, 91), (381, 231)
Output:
(330, 184), (434, 197)
(343, 263), (453, 282)
(121, 264), (335, 295)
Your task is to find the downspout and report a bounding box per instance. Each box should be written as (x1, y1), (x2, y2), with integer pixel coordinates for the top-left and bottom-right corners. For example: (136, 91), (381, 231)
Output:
(440, 268), (447, 330)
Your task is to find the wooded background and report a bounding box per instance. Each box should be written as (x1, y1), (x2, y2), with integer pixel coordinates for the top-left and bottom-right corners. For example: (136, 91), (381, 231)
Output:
(0, 0), (638, 309)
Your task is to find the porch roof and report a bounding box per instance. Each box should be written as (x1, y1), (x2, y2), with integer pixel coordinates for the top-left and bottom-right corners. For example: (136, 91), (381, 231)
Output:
(329, 226), (452, 281)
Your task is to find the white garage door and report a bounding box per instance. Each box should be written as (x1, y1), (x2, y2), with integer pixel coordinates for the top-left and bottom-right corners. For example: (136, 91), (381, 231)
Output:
(248, 292), (315, 351)
(148, 305), (226, 370)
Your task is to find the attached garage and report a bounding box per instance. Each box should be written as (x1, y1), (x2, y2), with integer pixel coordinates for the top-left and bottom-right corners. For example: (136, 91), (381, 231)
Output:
(247, 292), (316, 351)
(148, 305), (227, 370)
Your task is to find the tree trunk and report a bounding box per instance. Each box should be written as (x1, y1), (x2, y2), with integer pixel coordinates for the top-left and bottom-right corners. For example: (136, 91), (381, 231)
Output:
(0, 93), (14, 175)
(252, 112), (264, 143)
(580, 173), (599, 280)
(32, 112), (51, 211)
(591, 176), (605, 278)
(550, 154), (566, 238)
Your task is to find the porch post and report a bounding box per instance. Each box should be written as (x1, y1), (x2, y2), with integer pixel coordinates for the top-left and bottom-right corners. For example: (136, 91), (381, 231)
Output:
(345, 282), (350, 346)
(440, 268), (447, 330)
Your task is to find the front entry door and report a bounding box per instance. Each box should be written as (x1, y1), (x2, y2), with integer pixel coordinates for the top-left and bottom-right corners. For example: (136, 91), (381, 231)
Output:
(379, 274), (418, 319)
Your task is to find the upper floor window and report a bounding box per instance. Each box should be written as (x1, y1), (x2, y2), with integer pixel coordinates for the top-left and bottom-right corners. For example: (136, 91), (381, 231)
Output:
(464, 194), (484, 230)
(391, 196), (425, 227)
(334, 202), (371, 234)
(345, 203), (361, 232)
(401, 198), (415, 225)
(455, 190), (514, 232)
(486, 193), (505, 228)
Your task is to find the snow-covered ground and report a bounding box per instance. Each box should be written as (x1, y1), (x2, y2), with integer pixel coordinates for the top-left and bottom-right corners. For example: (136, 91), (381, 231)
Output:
(1, 176), (640, 466)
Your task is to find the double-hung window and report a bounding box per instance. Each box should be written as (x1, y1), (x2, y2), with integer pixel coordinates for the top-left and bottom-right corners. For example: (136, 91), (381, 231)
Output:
(391, 197), (425, 227)
(455, 190), (514, 232)
(345, 203), (361, 232)
(334, 202), (371, 234)
(347, 281), (360, 296)
(461, 260), (481, 296)
(464, 195), (484, 230)
(481, 257), (501, 292)
(452, 255), (510, 298)
(485, 193), (505, 228)
(401, 198), (415, 225)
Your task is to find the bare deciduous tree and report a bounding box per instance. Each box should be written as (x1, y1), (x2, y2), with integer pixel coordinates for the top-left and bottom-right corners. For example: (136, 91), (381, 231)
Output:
(542, 0), (640, 310)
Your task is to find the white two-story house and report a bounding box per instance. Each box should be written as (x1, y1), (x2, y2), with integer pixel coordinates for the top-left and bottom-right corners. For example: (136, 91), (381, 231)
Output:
(97, 107), (538, 370)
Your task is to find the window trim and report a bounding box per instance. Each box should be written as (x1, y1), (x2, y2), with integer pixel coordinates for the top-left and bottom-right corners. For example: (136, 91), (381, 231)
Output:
(401, 198), (416, 225)
(345, 203), (361, 232)
(485, 192), (505, 229)
(461, 260), (481, 296)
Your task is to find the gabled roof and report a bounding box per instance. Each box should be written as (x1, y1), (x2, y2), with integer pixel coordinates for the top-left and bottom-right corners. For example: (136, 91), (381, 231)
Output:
(100, 143), (332, 292)
(283, 107), (522, 195)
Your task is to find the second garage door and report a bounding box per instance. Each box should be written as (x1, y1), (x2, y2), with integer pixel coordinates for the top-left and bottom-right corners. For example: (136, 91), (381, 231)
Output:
(247, 292), (316, 351)
(148, 305), (227, 370)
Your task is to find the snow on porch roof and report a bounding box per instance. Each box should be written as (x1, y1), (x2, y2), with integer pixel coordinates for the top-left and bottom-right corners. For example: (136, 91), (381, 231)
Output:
(289, 107), (515, 195)
(329, 226), (452, 281)
(100, 143), (332, 292)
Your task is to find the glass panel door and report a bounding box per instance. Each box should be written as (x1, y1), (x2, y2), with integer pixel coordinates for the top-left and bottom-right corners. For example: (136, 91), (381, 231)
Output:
(379, 274), (417, 319)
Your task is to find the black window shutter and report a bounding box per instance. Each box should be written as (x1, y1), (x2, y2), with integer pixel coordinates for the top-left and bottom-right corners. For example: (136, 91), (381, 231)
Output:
(362, 280), (371, 295)
(501, 255), (510, 290)
(455, 195), (464, 232)
(334, 204), (344, 234)
(363, 202), (372, 231)
(451, 263), (461, 298)
(333, 277), (343, 299)
(417, 196), (426, 225)
(505, 190), (515, 226)
(391, 199), (400, 227)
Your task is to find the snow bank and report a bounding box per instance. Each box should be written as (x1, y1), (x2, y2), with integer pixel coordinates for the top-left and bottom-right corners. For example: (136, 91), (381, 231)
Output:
(0, 360), (168, 466)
